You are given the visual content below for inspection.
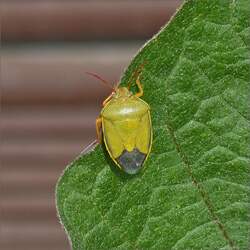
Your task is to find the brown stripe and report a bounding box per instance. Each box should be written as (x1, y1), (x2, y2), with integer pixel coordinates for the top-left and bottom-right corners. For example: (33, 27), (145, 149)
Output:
(2, 0), (181, 41)
(2, 44), (140, 105)
(1, 221), (69, 248)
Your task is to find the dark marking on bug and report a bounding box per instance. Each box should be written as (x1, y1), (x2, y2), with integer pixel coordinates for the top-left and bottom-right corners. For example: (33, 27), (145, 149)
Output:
(116, 148), (146, 174)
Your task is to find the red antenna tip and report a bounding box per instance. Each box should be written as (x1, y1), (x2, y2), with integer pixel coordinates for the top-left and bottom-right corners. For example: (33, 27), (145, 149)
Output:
(85, 72), (114, 90)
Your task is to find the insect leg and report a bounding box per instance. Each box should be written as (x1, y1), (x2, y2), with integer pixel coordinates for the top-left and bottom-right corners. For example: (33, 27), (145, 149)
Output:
(96, 117), (102, 143)
(102, 94), (113, 106)
(135, 76), (143, 98)
(128, 61), (147, 90)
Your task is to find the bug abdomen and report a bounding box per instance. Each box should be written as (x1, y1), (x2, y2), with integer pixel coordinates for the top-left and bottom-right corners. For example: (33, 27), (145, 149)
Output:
(116, 148), (146, 175)
(102, 111), (151, 174)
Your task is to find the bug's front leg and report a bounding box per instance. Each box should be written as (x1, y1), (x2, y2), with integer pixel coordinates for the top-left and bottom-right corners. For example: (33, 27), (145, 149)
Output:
(102, 93), (113, 106)
(96, 117), (102, 143)
(135, 76), (143, 98)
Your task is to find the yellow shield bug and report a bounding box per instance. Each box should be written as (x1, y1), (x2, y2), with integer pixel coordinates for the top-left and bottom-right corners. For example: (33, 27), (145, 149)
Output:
(87, 64), (152, 174)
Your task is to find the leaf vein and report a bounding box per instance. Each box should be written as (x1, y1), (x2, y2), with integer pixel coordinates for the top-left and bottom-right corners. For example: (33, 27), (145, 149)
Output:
(165, 121), (239, 249)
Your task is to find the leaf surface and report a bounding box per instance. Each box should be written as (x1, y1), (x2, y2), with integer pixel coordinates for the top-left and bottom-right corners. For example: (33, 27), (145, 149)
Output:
(56, 0), (250, 249)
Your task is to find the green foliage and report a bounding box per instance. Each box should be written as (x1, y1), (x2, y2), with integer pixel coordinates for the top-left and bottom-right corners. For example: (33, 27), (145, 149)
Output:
(56, 0), (250, 249)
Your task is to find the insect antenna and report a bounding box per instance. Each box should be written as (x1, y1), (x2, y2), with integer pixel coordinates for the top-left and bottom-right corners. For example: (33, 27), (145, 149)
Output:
(85, 72), (114, 91)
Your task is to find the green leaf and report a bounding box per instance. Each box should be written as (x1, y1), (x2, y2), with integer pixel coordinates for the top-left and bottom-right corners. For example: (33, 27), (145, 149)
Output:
(56, 0), (250, 249)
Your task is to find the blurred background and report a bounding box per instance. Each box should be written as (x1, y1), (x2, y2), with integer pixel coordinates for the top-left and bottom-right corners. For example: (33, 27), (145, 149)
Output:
(1, 1), (181, 249)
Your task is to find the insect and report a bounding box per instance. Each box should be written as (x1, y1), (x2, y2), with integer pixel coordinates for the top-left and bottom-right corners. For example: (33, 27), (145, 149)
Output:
(87, 64), (152, 174)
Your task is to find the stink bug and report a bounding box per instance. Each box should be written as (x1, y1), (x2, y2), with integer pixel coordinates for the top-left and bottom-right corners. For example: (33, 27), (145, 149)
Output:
(87, 64), (152, 174)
